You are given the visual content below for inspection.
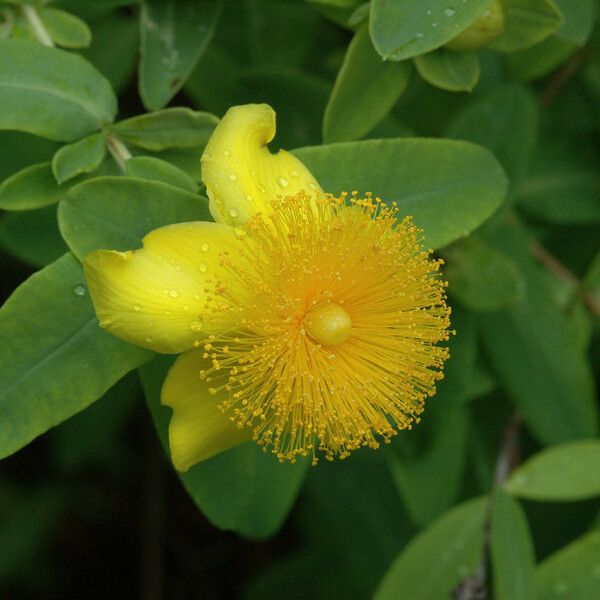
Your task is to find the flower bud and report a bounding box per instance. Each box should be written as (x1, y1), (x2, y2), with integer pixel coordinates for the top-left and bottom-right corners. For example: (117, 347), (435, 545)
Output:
(446, 0), (505, 51)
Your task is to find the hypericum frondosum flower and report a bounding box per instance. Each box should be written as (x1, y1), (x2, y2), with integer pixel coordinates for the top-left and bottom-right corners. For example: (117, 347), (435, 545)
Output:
(84, 104), (451, 470)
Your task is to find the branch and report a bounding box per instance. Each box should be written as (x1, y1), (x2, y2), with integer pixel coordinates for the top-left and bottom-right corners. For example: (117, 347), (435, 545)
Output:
(106, 133), (132, 173)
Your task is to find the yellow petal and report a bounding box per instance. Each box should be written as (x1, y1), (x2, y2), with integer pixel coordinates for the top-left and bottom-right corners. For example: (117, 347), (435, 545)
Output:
(162, 348), (251, 471)
(83, 221), (241, 354)
(201, 103), (322, 226)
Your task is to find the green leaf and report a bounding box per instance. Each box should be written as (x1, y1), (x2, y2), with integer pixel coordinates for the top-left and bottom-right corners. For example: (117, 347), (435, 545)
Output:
(445, 237), (525, 311)
(375, 497), (487, 600)
(536, 530), (600, 599)
(0, 39), (117, 141)
(0, 253), (151, 459)
(293, 138), (507, 249)
(125, 156), (198, 193)
(139, 0), (221, 110)
(508, 36), (577, 81)
(554, 0), (596, 45)
(140, 355), (308, 539)
(517, 141), (600, 224)
(0, 162), (71, 211)
(478, 223), (598, 446)
(59, 176), (211, 259)
(52, 131), (107, 184)
(446, 84), (539, 184)
(111, 108), (218, 151)
(323, 24), (411, 143)
(0, 205), (67, 268)
(0, 131), (57, 181)
(507, 440), (600, 501)
(490, 0), (564, 52)
(414, 49), (480, 92)
(369, 0), (492, 61)
(491, 488), (536, 600)
(38, 7), (91, 49)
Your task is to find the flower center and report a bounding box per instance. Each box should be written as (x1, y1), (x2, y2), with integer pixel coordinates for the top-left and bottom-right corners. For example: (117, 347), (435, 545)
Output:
(305, 302), (352, 346)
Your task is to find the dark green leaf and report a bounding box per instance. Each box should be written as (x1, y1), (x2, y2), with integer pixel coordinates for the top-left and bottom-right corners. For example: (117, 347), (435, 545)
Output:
(52, 131), (107, 184)
(125, 156), (198, 193)
(0, 253), (151, 459)
(375, 497), (487, 600)
(508, 36), (576, 81)
(414, 49), (480, 92)
(323, 24), (411, 143)
(139, 0), (221, 110)
(554, 0), (596, 45)
(59, 176), (211, 259)
(507, 440), (600, 501)
(369, 0), (492, 61)
(293, 138), (507, 249)
(111, 108), (218, 151)
(0, 39), (117, 141)
(491, 488), (536, 600)
(140, 355), (308, 539)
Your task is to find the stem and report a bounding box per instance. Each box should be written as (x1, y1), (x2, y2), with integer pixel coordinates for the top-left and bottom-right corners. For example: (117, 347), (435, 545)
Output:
(106, 133), (132, 173)
(539, 46), (591, 106)
(21, 5), (54, 47)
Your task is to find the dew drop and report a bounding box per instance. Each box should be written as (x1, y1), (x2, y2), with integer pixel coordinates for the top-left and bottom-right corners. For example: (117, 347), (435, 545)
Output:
(553, 581), (568, 595)
(415, 32), (423, 38)
(308, 182), (317, 190)
(277, 176), (289, 188)
(228, 173), (238, 181)
(443, 7), (456, 17)
(190, 319), (204, 332)
(201, 243), (209, 252)
(245, 194), (253, 202)
(198, 263), (207, 273)
(290, 170), (299, 178)
(73, 284), (86, 297)
(133, 303), (141, 312)
(169, 289), (179, 299)
(184, 305), (190, 312)
(432, 21), (438, 27)
(223, 149), (231, 157)
(229, 208), (239, 218)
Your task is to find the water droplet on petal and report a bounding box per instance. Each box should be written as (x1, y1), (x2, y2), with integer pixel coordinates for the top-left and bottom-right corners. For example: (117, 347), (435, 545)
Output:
(201, 243), (209, 252)
(169, 289), (179, 298)
(229, 208), (239, 218)
(190, 319), (203, 332)
(228, 173), (238, 181)
(308, 182), (317, 190)
(290, 170), (299, 178)
(246, 194), (253, 202)
(73, 284), (86, 297)
(133, 303), (141, 311)
(198, 264), (207, 273)
(223, 150), (231, 157)
(277, 176), (289, 188)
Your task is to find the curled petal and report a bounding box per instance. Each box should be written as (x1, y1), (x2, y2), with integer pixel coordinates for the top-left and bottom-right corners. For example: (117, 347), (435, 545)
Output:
(201, 103), (322, 226)
(162, 348), (251, 471)
(83, 222), (241, 354)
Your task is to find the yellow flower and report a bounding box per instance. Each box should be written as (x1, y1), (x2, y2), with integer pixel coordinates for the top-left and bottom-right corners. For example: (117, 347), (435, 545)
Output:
(83, 104), (451, 471)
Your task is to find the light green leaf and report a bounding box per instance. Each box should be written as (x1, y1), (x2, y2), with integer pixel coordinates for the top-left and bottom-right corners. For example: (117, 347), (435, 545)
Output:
(490, 0), (564, 52)
(111, 108), (218, 151)
(507, 440), (600, 501)
(536, 530), (600, 599)
(0, 253), (151, 459)
(0, 39), (117, 141)
(369, 0), (492, 61)
(38, 7), (91, 49)
(139, 0), (221, 110)
(375, 497), (487, 600)
(0, 205), (67, 268)
(52, 132), (107, 184)
(59, 176), (211, 259)
(125, 156), (198, 193)
(415, 49), (480, 92)
(446, 85), (539, 184)
(293, 138), (507, 249)
(479, 223), (598, 445)
(0, 162), (71, 211)
(554, 0), (596, 45)
(140, 355), (308, 539)
(445, 237), (525, 311)
(323, 24), (411, 143)
(491, 488), (536, 600)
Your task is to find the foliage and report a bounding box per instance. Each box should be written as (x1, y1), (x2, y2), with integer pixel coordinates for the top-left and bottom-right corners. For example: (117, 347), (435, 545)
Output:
(0, 0), (599, 598)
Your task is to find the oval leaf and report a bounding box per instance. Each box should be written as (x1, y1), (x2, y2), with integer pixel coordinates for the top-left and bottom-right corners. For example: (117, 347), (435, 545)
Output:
(323, 24), (411, 143)
(0, 40), (117, 141)
(507, 440), (600, 501)
(39, 7), (91, 49)
(375, 497), (487, 600)
(139, 0), (221, 110)
(125, 156), (198, 193)
(52, 132), (107, 184)
(293, 138), (507, 249)
(0, 253), (151, 459)
(369, 0), (492, 61)
(59, 176), (211, 259)
(140, 355), (308, 539)
(491, 488), (536, 600)
(414, 49), (480, 92)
